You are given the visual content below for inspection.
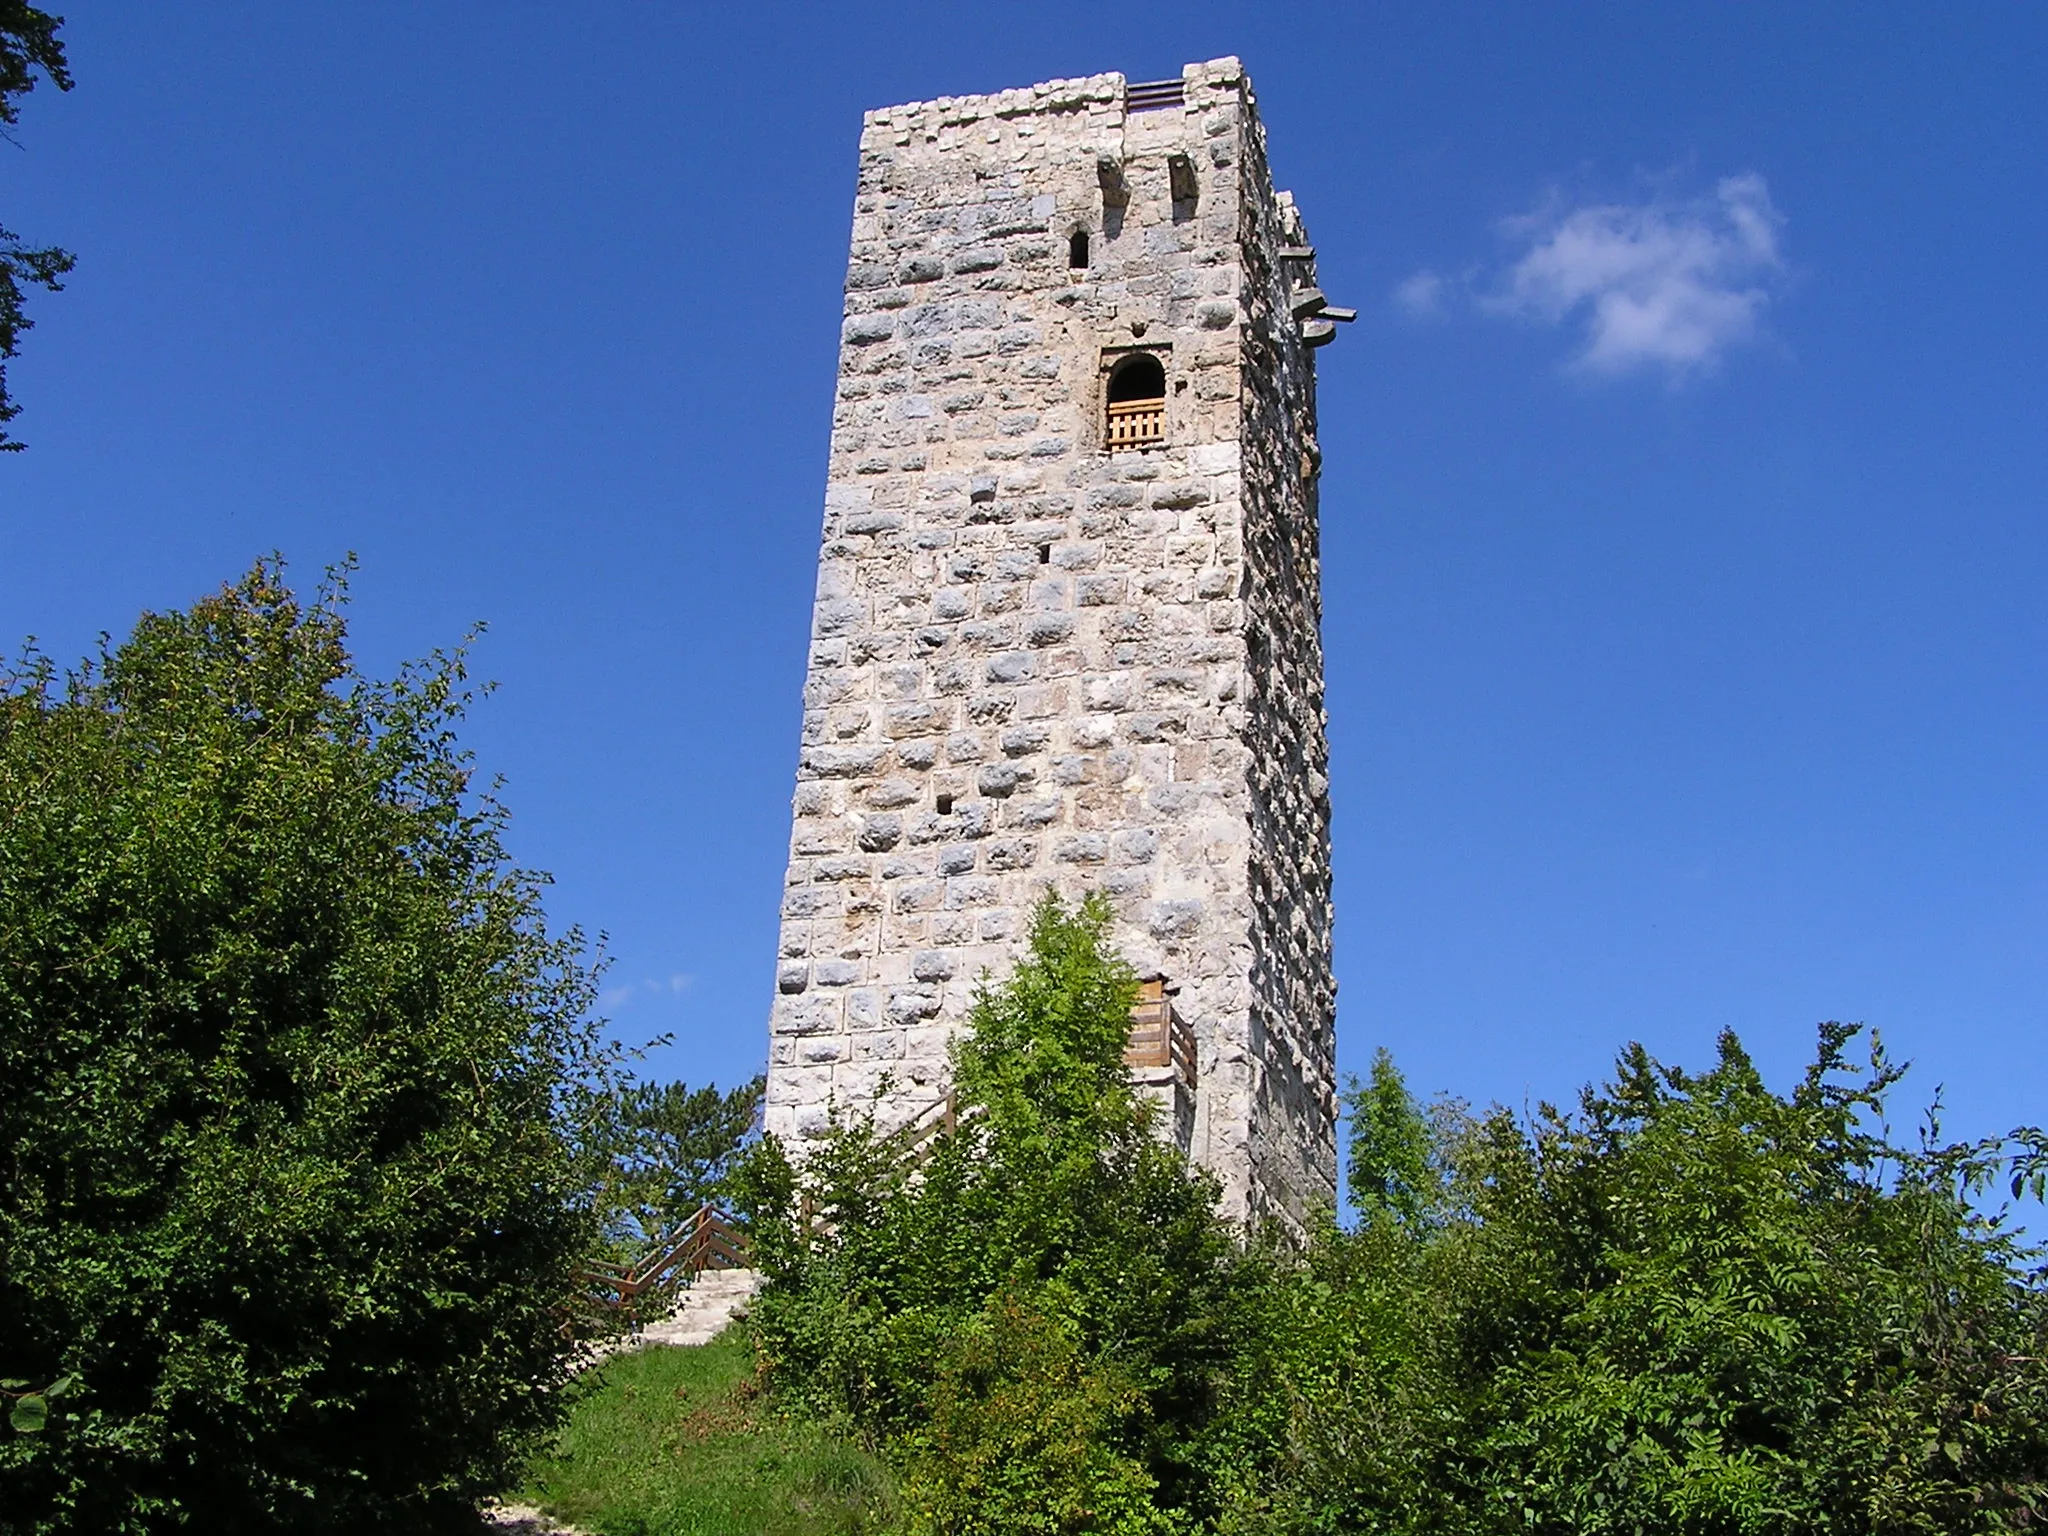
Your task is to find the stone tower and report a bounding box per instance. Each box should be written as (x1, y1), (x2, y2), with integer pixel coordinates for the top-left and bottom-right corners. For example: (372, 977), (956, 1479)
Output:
(764, 58), (1344, 1227)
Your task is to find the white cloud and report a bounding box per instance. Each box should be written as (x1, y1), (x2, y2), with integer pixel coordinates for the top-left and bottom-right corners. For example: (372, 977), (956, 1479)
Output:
(1393, 269), (1447, 319)
(599, 972), (697, 1013)
(1487, 173), (1786, 377)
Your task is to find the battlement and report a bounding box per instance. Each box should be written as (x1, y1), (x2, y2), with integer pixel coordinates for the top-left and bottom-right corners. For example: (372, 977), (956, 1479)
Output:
(764, 60), (1339, 1228)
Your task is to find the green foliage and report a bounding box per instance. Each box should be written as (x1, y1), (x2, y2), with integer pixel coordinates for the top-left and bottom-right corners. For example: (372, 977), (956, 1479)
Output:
(0, 1), (66, 120)
(1251, 1025), (2048, 1535)
(519, 1331), (897, 1536)
(533, 897), (2048, 1536)
(735, 894), (1261, 1534)
(1, 1374), (70, 1436)
(1340, 1047), (1447, 1229)
(590, 1075), (764, 1247)
(0, 562), (615, 1533)
(0, 3), (72, 451)
(903, 1288), (1187, 1536)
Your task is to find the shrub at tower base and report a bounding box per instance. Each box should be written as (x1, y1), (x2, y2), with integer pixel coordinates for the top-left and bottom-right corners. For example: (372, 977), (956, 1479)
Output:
(733, 894), (1271, 1536)
(0, 563), (614, 1534)
(729, 893), (2048, 1536)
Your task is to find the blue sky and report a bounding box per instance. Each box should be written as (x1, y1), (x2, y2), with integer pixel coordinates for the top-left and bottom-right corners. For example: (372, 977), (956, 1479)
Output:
(4, 4), (2045, 1152)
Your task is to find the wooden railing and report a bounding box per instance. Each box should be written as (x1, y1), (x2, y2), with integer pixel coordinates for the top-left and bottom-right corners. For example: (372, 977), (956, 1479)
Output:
(1106, 397), (1166, 450)
(578, 1202), (747, 1325)
(887, 1091), (960, 1163)
(1124, 977), (1197, 1089)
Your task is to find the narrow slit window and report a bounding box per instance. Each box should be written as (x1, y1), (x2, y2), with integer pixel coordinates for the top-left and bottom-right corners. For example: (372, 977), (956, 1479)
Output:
(1068, 229), (1090, 269)
(1105, 354), (1167, 451)
(1038, 543), (1052, 564)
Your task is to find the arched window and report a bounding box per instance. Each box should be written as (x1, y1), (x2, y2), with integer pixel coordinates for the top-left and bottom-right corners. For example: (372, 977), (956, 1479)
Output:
(1068, 229), (1090, 269)
(1104, 353), (1166, 450)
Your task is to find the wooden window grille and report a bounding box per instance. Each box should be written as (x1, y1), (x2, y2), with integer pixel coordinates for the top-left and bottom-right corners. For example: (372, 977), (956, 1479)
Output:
(1105, 353), (1167, 451)
(1125, 976), (1197, 1089)
(1106, 399), (1165, 450)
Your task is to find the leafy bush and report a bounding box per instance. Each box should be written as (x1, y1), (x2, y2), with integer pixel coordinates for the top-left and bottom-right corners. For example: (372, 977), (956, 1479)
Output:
(903, 1287), (1186, 1536)
(0, 563), (614, 1533)
(734, 894), (1264, 1534)
(720, 900), (2048, 1535)
(1251, 1030), (2048, 1535)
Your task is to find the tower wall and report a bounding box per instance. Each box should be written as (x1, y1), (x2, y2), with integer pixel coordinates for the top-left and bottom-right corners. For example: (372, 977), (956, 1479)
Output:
(765, 58), (1336, 1225)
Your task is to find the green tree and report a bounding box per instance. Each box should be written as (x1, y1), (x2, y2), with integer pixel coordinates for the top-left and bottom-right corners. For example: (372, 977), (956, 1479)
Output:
(1341, 1047), (1447, 1230)
(735, 893), (1262, 1535)
(592, 1074), (764, 1245)
(0, 562), (616, 1534)
(0, 4), (73, 451)
(1254, 1027), (2048, 1535)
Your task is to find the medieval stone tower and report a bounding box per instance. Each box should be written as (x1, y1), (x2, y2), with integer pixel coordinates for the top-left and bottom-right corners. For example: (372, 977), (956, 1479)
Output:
(764, 58), (1345, 1228)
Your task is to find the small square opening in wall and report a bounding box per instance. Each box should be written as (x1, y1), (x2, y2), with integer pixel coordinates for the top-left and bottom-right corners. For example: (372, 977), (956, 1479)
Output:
(1038, 543), (1052, 564)
(936, 793), (954, 815)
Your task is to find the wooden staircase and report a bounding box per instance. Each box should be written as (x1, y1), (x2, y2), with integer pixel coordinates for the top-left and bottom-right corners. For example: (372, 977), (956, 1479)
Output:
(578, 1203), (753, 1348)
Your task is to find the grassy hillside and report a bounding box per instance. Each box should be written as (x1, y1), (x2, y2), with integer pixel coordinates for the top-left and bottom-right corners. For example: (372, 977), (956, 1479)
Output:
(517, 1334), (898, 1536)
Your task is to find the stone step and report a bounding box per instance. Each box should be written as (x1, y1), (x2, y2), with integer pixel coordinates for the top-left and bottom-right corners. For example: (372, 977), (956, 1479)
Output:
(633, 1267), (763, 1350)
(482, 1500), (591, 1534)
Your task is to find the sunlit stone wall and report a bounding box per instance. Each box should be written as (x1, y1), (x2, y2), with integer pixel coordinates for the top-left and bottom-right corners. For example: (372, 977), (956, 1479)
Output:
(764, 57), (1337, 1227)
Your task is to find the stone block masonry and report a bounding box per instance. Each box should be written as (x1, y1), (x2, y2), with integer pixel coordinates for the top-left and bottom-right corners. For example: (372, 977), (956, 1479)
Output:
(764, 57), (1338, 1229)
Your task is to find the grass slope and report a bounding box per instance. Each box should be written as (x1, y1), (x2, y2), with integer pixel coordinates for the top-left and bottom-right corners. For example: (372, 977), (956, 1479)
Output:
(517, 1333), (898, 1536)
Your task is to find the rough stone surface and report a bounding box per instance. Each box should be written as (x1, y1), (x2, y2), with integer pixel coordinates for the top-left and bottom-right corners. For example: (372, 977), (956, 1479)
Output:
(481, 1504), (589, 1535)
(765, 59), (1337, 1228)
(631, 1268), (764, 1350)
(574, 1268), (766, 1372)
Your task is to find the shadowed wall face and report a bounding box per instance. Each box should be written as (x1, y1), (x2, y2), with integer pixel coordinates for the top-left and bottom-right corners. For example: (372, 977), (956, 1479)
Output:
(765, 58), (1336, 1226)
